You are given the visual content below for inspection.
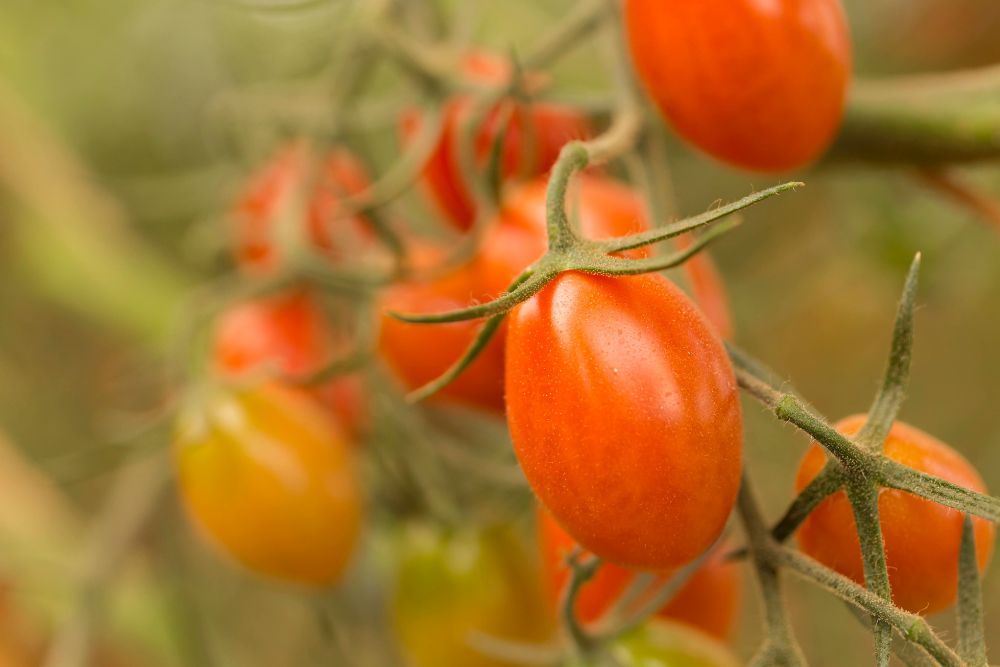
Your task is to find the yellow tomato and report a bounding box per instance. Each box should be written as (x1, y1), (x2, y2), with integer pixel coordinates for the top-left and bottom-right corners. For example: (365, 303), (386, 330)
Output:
(174, 382), (363, 585)
(392, 524), (553, 667)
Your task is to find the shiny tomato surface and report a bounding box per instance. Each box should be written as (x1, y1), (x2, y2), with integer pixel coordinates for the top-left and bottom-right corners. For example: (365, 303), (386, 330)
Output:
(506, 272), (743, 569)
(625, 0), (851, 171)
(796, 415), (995, 613)
(174, 382), (362, 585)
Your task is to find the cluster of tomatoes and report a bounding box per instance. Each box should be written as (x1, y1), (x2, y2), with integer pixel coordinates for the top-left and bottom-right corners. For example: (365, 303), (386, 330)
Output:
(171, 1), (994, 665)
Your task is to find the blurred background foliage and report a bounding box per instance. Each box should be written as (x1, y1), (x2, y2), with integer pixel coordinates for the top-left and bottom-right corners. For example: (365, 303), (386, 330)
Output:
(1, 0), (999, 666)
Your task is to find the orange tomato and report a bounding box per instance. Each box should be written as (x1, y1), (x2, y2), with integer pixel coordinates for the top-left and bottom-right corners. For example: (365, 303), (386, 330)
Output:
(232, 143), (375, 273)
(174, 382), (363, 585)
(506, 272), (742, 569)
(400, 51), (592, 230)
(625, 0), (851, 171)
(213, 290), (367, 440)
(377, 175), (650, 413)
(795, 415), (995, 614)
(675, 236), (733, 339)
(537, 507), (741, 640)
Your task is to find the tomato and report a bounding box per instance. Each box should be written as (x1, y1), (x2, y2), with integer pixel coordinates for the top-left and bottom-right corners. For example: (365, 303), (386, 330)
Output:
(795, 415), (995, 614)
(377, 175), (650, 413)
(400, 51), (592, 230)
(675, 236), (733, 339)
(392, 523), (553, 667)
(232, 143), (375, 273)
(173, 382), (362, 585)
(538, 508), (741, 640)
(568, 618), (739, 667)
(624, 0), (851, 171)
(506, 272), (742, 569)
(0, 588), (36, 667)
(213, 290), (367, 440)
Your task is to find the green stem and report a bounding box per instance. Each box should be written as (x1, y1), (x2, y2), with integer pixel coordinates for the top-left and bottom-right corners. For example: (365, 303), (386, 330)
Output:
(738, 474), (808, 667)
(775, 548), (963, 667)
(546, 142), (591, 250)
(831, 66), (1000, 164)
(845, 480), (893, 667)
(519, 0), (613, 71)
(956, 516), (988, 667)
(561, 552), (601, 655)
(731, 348), (1000, 523)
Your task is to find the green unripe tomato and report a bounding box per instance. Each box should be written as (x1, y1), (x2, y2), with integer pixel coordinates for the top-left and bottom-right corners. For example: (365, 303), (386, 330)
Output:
(567, 619), (740, 667)
(391, 523), (553, 667)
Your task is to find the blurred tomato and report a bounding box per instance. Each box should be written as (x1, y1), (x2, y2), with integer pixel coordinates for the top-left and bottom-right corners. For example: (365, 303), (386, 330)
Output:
(174, 382), (362, 585)
(675, 236), (733, 339)
(625, 0), (851, 171)
(569, 618), (739, 667)
(232, 142), (376, 273)
(213, 290), (367, 440)
(0, 587), (36, 667)
(377, 174), (650, 413)
(537, 507), (741, 640)
(392, 523), (553, 667)
(400, 51), (592, 230)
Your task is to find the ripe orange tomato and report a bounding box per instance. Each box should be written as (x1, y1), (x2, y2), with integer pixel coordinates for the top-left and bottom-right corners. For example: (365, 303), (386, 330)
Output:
(377, 175), (650, 413)
(795, 415), (995, 614)
(538, 508), (741, 640)
(232, 143), (375, 273)
(213, 290), (367, 440)
(506, 272), (742, 569)
(400, 51), (592, 230)
(392, 523), (553, 667)
(578, 618), (739, 667)
(624, 0), (851, 171)
(675, 236), (733, 339)
(174, 382), (362, 585)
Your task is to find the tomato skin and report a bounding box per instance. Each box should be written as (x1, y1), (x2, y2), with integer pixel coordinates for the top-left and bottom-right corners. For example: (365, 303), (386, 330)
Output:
(570, 618), (739, 667)
(538, 508), (741, 640)
(232, 143), (374, 273)
(675, 237), (733, 339)
(213, 290), (367, 440)
(173, 382), (362, 585)
(377, 175), (650, 413)
(400, 52), (592, 231)
(796, 415), (995, 614)
(392, 524), (553, 667)
(506, 272), (743, 569)
(624, 0), (851, 171)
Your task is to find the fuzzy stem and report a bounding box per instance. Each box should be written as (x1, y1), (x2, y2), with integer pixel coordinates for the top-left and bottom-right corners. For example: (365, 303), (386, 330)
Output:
(738, 474), (808, 667)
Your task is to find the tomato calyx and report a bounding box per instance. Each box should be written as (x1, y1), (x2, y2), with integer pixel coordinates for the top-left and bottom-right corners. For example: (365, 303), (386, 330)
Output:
(387, 137), (801, 402)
